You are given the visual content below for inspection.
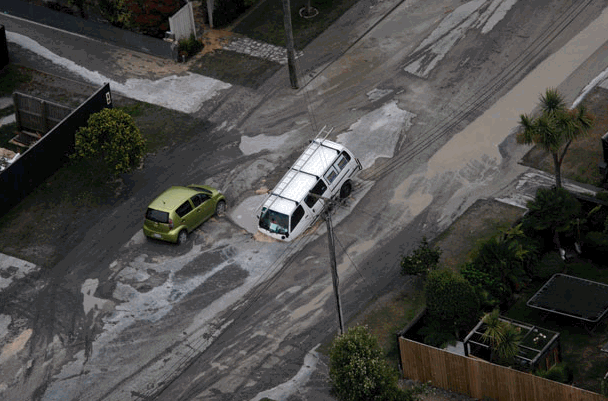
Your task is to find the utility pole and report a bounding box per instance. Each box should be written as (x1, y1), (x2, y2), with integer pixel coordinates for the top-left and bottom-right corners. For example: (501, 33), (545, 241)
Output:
(281, 0), (299, 89)
(325, 208), (345, 335)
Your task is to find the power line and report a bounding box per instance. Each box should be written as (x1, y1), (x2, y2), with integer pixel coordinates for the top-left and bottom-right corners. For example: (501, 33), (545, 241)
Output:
(139, 1), (594, 397)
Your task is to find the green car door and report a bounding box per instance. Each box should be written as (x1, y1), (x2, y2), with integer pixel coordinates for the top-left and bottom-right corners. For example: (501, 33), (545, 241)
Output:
(189, 193), (215, 229)
(175, 200), (196, 232)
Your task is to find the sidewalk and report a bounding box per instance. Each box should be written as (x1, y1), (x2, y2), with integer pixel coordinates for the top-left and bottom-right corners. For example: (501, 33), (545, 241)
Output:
(0, 0), (405, 116)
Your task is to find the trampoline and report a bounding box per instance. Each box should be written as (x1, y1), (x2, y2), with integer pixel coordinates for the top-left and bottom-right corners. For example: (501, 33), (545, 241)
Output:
(527, 274), (608, 323)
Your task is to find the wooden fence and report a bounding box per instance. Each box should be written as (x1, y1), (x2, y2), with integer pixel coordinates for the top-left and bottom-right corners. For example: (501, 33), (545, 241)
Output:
(13, 92), (72, 136)
(399, 337), (606, 401)
(169, 1), (196, 41)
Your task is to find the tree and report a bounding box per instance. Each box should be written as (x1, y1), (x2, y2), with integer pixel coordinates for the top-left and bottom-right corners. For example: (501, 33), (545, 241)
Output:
(67, 0), (88, 17)
(493, 322), (522, 365)
(69, 0), (181, 38)
(480, 309), (505, 349)
(425, 269), (480, 338)
(329, 326), (413, 401)
(480, 310), (522, 365)
(72, 0), (133, 27)
(522, 187), (581, 250)
(471, 224), (533, 295)
(400, 236), (441, 277)
(517, 88), (593, 188)
(122, 0), (183, 38)
(72, 108), (146, 178)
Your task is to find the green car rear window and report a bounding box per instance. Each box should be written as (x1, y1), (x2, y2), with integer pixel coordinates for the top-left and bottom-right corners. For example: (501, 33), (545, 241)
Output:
(146, 208), (169, 223)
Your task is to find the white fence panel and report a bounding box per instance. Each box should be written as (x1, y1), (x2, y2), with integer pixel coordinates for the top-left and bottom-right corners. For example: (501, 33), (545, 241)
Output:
(169, 2), (197, 41)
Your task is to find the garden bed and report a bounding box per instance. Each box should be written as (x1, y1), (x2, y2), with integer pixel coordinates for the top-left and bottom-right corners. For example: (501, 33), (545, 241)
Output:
(392, 187), (608, 395)
(505, 258), (608, 393)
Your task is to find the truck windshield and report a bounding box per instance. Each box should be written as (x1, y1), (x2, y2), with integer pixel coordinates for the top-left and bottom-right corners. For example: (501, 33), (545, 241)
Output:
(259, 208), (289, 235)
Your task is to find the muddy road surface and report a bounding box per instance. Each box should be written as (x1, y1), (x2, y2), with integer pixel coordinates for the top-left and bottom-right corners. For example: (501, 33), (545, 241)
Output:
(1, 0), (608, 400)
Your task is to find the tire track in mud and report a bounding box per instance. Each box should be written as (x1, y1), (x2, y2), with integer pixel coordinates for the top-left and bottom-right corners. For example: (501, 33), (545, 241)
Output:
(361, 0), (595, 183)
(99, 230), (323, 401)
(1, 104), (249, 399)
(130, 1), (599, 400)
(10, 1), (595, 399)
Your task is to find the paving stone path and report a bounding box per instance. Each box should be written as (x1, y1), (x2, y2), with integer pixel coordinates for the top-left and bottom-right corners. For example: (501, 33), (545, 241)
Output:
(222, 36), (304, 65)
(191, 1), (301, 65)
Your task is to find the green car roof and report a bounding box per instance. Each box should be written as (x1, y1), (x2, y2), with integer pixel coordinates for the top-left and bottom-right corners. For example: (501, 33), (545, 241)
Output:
(147, 186), (200, 212)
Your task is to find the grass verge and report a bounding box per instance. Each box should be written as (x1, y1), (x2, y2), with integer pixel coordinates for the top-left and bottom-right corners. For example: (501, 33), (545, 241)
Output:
(319, 200), (527, 374)
(233, 0), (360, 49)
(117, 101), (212, 155)
(434, 199), (525, 271)
(0, 65), (33, 97)
(0, 159), (122, 267)
(520, 86), (608, 187)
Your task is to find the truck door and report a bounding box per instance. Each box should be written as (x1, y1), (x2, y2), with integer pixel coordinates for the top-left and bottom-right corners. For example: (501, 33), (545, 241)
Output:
(290, 205), (309, 236)
(304, 179), (328, 214)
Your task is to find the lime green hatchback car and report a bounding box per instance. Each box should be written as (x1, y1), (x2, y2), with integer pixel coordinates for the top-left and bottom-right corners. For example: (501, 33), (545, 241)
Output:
(143, 185), (226, 244)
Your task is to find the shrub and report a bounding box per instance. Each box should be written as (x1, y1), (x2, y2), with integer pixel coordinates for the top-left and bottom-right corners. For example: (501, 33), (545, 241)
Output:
(425, 269), (480, 337)
(329, 326), (413, 401)
(522, 187), (582, 249)
(400, 236), (441, 277)
(72, 108), (146, 178)
(178, 34), (204, 58)
(535, 362), (573, 384)
(123, 0), (183, 38)
(418, 318), (456, 348)
(91, 0), (134, 29)
(530, 252), (564, 280)
(581, 202), (608, 233)
(583, 231), (608, 263)
(472, 234), (528, 292)
(460, 261), (505, 309)
(595, 191), (608, 202)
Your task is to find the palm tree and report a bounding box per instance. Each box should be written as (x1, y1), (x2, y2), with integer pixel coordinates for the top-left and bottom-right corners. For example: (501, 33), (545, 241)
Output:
(481, 309), (505, 348)
(481, 311), (522, 365)
(494, 322), (522, 366)
(517, 88), (594, 188)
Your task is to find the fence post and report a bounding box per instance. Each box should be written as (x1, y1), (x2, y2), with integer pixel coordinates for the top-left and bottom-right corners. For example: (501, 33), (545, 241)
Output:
(13, 93), (22, 131)
(42, 100), (49, 134)
(189, 1), (197, 39)
(207, 0), (214, 28)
